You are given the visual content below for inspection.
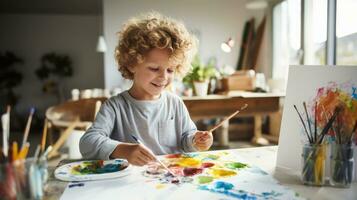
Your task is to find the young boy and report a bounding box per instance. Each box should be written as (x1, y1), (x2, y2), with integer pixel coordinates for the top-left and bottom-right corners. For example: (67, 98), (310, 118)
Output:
(79, 12), (213, 166)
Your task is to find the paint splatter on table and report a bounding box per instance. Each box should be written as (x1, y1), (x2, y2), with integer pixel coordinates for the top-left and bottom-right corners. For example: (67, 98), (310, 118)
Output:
(142, 151), (304, 200)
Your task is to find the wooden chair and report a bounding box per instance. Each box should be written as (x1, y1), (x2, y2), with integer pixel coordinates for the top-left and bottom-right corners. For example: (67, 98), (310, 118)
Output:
(45, 97), (107, 158)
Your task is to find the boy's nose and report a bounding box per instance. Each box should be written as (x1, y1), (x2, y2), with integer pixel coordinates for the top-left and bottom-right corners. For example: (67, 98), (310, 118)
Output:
(159, 70), (168, 79)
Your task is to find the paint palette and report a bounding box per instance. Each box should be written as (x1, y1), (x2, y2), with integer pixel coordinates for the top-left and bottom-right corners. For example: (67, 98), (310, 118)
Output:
(55, 159), (130, 181)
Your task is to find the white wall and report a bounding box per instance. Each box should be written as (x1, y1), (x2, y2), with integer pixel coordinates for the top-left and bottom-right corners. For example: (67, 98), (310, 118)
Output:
(0, 14), (104, 116)
(103, 0), (270, 90)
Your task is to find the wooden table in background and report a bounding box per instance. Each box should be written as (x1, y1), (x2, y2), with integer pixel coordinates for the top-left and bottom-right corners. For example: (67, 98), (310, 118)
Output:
(183, 91), (284, 146)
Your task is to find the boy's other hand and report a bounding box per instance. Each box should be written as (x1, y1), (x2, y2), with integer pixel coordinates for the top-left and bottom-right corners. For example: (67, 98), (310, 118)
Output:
(111, 143), (156, 166)
(193, 131), (213, 151)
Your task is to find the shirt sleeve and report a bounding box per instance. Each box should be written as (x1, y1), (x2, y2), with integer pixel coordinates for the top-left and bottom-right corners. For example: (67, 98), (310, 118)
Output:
(177, 98), (198, 152)
(79, 99), (122, 160)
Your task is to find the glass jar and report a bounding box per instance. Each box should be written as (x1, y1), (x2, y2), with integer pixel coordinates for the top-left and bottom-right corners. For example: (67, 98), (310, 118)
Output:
(301, 143), (326, 186)
(329, 143), (354, 188)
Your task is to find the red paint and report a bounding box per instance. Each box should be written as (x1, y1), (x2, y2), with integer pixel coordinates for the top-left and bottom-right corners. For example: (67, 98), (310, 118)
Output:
(183, 167), (203, 176)
(168, 166), (184, 176)
(165, 154), (181, 158)
(201, 162), (215, 168)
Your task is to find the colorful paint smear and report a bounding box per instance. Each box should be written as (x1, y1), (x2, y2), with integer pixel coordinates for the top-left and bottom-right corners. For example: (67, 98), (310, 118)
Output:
(141, 152), (300, 199)
(71, 160), (127, 175)
(198, 181), (284, 200)
(225, 162), (247, 170)
(176, 157), (201, 167)
(209, 168), (237, 178)
(146, 152), (247, 187)
(197, 176), (214, 184)
(313, 82), (357, 141)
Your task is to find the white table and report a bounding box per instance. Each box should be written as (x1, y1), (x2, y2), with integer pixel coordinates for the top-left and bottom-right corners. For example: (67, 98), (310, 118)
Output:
(47, 146), (357, 200)
(236, 146), (357, 200)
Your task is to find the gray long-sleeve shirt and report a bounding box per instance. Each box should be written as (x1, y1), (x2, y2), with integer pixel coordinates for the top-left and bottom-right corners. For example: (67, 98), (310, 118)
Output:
(79, 90), (197, 160)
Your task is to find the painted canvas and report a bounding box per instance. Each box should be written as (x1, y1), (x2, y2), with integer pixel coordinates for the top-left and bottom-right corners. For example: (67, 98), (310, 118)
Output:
(277, 66), (357, 172)
(60, 150), (303, 200)
(55, 159), (130, 181)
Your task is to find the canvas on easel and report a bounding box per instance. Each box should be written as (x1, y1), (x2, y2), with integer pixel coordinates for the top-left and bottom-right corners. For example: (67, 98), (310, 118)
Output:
(277, 65), (357, 175)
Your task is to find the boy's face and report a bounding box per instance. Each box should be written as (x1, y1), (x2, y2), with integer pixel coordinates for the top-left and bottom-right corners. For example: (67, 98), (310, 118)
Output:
(129, 48), (175, 100)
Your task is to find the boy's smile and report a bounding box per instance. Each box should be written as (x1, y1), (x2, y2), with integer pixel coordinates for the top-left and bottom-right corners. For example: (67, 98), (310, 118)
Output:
(129, 48), (174, 100)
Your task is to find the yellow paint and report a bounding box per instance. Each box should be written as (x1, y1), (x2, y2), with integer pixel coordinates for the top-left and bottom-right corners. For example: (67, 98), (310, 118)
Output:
(209, 168), (237, 178)
(155, 184), (166, 189)
(177, 157), (201, 167)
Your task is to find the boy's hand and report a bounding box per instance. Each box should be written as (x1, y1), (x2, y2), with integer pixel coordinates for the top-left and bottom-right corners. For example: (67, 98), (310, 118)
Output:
(193, 131), (213, 151)
(111, 143), (156, 166)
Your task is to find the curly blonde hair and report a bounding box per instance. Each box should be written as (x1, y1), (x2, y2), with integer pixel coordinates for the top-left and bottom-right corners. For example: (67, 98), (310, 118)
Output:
(115, 12), (197, 80)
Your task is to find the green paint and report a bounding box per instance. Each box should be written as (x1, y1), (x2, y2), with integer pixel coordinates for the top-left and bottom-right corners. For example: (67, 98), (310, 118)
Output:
(206, 154), (219, 160)
(225, 162), (247, 169)
(197, 176), (214, 184)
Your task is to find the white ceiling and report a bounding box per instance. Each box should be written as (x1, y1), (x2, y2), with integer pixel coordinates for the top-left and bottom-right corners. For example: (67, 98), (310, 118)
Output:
(0, 0), (102, 15)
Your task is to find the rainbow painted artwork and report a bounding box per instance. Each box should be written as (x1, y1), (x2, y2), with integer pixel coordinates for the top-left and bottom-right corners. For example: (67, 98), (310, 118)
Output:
(60, 150), (303, 200)
(278, 66), (357, 171)
(143, 151), (302, 199)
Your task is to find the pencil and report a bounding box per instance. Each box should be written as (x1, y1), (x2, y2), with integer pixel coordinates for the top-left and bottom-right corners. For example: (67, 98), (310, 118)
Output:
(209, 104), (248, 133)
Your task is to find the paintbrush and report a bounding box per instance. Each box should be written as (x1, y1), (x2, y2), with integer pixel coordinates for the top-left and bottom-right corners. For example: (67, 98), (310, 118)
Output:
(317, 106), (340, 144)
(40, 145), (53, 160)
(314, 101), (317, 143)
(131, 135), (176, 177)
(348, 120), (357, 143)
(294, 105), (312, 143)
(21, 107), (35, 149)
(40, 119), (48, 154)
(303, 102), (313, 142)
(321, 105), (339, 143)
(1, 106), (10, 158)
(209, 104), (248, 133)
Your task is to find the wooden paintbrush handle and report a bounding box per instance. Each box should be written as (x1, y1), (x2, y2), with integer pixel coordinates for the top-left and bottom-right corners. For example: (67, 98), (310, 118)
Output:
(209, 104), (248, 133)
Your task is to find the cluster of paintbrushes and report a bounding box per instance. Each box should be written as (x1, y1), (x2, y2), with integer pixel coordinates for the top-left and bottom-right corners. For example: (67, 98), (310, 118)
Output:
(0, 106), (52, 200)
(294, 102), (340, 186)
(294, 102), (357, 187)
(294, 102), (342, 145)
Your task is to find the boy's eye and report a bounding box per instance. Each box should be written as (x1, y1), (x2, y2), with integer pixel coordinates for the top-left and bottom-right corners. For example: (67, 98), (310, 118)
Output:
(167, 68), (174, 73)
(149, 67), (159, 72)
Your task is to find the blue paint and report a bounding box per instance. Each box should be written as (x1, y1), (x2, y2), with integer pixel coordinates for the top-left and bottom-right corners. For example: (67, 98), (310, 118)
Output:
(214, 181), (234, 190)
(95, 164), (122, 173)
(69, 182), (85, 188)
(352, 87), (357, 99)
(198, 181), (284, 199)
(262, 191), (283, 198)
(198, 181), (257, 200)
(182, 153), (199, 158)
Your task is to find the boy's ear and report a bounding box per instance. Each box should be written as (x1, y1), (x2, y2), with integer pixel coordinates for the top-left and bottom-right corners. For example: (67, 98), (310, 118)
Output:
(128, 66), (136, 74)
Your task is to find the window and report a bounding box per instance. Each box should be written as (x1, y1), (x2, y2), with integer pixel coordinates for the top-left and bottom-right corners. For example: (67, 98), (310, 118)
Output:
(336, 0), (357, 65)
(304, 0), (328, 65)
(272, 0), (301, 79)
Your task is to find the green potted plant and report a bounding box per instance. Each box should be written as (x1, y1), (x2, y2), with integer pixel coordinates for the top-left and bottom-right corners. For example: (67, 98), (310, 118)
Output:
(35, 52), (73, 102)
(183, 55), (217, 96)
